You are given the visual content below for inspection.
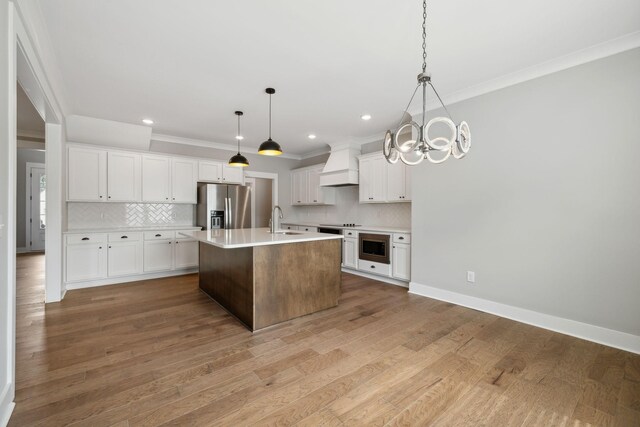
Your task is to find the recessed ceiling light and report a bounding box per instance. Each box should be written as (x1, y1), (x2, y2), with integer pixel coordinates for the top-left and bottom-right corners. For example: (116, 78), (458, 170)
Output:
(308, 134), (316, 140)
(142, 118), (154, 125)
(361, 114), (372, 121)
(235, 135), (244, 140)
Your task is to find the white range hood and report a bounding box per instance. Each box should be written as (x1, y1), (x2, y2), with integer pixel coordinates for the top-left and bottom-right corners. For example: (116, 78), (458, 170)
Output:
(319, 143), (361, 187)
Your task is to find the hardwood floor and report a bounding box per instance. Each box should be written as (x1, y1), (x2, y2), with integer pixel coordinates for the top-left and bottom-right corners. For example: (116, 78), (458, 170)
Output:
(9, 253), (640, 426)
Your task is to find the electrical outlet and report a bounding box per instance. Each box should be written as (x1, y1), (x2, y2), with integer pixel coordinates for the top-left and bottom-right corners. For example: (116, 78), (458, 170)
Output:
(467, 271), (475, 283)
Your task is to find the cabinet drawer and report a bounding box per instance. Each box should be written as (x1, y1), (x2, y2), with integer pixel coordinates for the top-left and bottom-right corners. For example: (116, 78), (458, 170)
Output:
(299, 226), (318, 232)
(343, 229), (358, 239)
(66, 233), (107, 245)
(144, 231), (175, 241)
(108, 232), (142, 242)
(282, 224), (298, 230)
(358, 259), (391, 276)
(393, 233), (411, 244)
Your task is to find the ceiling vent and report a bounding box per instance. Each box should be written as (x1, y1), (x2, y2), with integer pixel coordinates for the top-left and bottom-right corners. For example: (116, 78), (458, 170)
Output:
(319, 143), (361, 187)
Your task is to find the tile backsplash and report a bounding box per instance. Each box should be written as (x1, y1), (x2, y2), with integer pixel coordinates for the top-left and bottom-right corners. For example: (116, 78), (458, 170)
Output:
(290, 186), (411, 229)
(67, 203), (194, 230)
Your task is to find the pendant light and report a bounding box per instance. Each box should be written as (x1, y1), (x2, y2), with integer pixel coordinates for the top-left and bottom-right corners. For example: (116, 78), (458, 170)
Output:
(228, 111), (249, 167)
(383, 0), (471, 166)
(258, 88), (283, 156)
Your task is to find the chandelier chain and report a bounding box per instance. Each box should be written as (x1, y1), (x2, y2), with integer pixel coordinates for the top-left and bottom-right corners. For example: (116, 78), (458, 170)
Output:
(422, 0), (427, 72)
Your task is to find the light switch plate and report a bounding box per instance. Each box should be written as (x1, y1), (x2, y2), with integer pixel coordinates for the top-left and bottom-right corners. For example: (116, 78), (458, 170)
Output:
(467, 271), (475, 283)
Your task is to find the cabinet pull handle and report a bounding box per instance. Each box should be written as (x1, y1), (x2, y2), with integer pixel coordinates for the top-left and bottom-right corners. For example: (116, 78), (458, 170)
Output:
(121, 235), (128, 239)
(155, 234), (162, 237)
(399, 237), (404, 240)
(81, 237), (90, 241)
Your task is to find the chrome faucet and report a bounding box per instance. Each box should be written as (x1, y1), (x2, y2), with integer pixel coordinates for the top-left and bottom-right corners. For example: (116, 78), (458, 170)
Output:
(270, 205), (283, 233)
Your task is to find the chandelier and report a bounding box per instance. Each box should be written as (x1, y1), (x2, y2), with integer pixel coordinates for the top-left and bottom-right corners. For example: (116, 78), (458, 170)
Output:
(383, 0), (471, 165)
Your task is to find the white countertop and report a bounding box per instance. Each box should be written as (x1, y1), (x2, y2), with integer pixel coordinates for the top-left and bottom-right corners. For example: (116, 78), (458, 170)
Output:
(180, 228), (343, 249)
(280, 221), (411, 234)
(64, 226), (202, 234)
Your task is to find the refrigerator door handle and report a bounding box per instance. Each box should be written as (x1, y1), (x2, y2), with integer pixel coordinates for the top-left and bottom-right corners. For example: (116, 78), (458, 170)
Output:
(226, 197), (232, 229)
(224, 197), (228, 228)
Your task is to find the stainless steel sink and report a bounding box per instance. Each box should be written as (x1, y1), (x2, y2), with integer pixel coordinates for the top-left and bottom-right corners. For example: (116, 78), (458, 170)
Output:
(269, 231), (302, 235)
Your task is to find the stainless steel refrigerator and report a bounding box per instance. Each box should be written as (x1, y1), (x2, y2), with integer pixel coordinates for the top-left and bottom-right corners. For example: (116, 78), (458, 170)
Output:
(196, 183), (251, 230)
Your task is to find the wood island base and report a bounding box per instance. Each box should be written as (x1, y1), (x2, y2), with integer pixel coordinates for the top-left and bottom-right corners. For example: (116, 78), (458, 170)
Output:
(198, 239), (342, 331)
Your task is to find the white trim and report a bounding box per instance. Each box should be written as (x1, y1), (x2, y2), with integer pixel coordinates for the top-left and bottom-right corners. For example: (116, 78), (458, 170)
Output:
(409, 281), (640, 355)
(65, 269), (198, 291)
(15, 247), (29, 254)
(25, 161), (45, 252)
(152, 133), (303, 161)
(244, 170), (279, 206)
(0, 382), (15, 427)
(300, 148), (330, 160)
(342, 267), (409, 288)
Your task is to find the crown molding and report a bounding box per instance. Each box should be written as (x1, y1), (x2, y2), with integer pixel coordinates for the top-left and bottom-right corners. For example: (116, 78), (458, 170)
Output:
(300, 148), (331, 160)
(410, 31), (640, 116)
(151, 133), (303, 160)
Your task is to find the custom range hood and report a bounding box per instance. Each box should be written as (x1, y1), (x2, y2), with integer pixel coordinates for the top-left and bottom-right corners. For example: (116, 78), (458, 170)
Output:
(319, 143), (361, 187)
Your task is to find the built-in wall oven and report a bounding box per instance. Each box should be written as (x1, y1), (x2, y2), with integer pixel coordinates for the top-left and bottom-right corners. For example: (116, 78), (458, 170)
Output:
(359, 233), (390, 264)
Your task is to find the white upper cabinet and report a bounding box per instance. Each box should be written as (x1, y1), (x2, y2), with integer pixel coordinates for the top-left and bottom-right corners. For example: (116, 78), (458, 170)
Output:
(142, 155), (172, 202)
(67, 146), (107, 201)
(359, 152), (410, 203)
(291, 169), (309, 205)
(291, 164), (335, 206)
(171, 158), (198, 203)
(359, 155), (387, 203)
(221, 164), (245, 184)
(386, 161), (411, 202)
(107, 151), (141, 202)
(199, 160), (244, 184)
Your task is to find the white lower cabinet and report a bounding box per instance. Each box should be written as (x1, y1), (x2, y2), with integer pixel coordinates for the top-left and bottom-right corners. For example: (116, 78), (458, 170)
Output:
(66, 241), (108, 282)
(392, 243), (411, 281)
(65, 229), (199, 286)
(107, 232), (143, 277)
(143, 239), (174, 272)
(342, 237), (358, 269)
(175, 239), (199, 269)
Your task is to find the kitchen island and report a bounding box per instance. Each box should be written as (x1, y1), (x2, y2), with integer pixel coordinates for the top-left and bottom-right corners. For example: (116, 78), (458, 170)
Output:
(181, 228), (343, 331)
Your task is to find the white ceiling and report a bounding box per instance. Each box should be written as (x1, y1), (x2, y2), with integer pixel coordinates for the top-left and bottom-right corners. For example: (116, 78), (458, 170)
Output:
(35, 0), (640, 155)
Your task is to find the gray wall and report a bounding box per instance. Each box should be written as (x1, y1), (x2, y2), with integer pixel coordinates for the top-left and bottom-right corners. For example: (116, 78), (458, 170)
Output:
(16, 148), (45, 248)
(411, 48), (640, 336)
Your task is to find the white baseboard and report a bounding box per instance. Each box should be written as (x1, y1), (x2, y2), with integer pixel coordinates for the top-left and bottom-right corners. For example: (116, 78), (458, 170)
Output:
(342, 267), (409, 288)
(15, 247), (28, 254)
(65, 268), (198, 291)
(409, 281), (640, 355)
(0, 383), (15, 427)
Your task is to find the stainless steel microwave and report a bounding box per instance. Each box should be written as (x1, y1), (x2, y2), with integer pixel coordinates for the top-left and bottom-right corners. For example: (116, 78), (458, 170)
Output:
(359, 233), (390, 264)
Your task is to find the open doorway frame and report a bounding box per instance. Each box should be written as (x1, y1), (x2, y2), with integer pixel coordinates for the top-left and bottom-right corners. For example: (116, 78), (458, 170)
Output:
(2, 2), (65, 423)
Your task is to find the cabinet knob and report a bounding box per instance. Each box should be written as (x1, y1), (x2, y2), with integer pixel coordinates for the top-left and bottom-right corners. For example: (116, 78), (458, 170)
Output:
(99, 246), (102, 249)
(169, 241), (172, 244)
(166, 197), (169, 200)
(109, 246), (112, 249)
(108, 196), (111, 199)
(371, 265), (375, 269)
(99, 195), (103, 199)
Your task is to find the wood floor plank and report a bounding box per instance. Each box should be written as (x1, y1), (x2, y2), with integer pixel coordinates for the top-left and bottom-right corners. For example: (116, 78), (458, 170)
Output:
(8, 253), (640, 426)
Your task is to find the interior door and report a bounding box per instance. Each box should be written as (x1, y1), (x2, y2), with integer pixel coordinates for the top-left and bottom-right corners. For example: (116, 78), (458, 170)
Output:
(30, 167), (46, 251)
